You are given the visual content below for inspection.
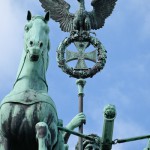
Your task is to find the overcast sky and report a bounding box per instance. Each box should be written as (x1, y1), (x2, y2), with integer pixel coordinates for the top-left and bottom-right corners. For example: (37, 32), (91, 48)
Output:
(0, 0), (150, 149)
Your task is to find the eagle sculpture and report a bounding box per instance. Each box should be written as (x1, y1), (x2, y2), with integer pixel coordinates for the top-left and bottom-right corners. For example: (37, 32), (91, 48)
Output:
(39, 0), (117, 32)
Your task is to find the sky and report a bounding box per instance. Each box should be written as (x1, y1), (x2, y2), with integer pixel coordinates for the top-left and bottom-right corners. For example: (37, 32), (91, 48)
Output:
(0, 0), (150, 149)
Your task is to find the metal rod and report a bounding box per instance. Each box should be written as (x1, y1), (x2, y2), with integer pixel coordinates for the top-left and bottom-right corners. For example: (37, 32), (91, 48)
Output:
(114, 135), (150, 144)
(58, 126), (95, 142)
(76, 79), (86, 150)
(78, 93), (83, 150)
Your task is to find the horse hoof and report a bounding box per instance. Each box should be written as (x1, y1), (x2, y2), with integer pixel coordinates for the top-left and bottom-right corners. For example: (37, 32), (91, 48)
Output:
(35, 122), (49, 138)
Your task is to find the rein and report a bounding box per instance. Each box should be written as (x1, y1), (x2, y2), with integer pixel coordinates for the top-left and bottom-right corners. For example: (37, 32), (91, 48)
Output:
(13, 50), (28, 88)
(13, 49), (48, 92)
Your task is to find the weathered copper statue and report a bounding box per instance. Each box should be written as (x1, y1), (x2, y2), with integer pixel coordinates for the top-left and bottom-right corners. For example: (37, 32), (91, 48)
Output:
(2, 0), (149, 150)
(0, 10), (87, 150)
(0, 11), (65, 150)
(75, 134), (101, 150)
(39, 0), (118, 150)
(39, 0), (117, 32)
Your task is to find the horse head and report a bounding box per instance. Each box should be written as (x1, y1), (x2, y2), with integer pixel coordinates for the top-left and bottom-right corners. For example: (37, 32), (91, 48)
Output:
(24, 11), (50, 62)
(13, 11), (51, 92)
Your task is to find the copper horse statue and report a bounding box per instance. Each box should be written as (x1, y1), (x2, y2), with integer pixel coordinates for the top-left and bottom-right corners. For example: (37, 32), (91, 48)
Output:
(0, 11), (64, 150)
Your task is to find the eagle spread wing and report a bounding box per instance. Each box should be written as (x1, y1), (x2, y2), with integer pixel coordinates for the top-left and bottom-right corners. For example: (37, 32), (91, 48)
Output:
(89, 0), (117, 30)
(39, 0), (75, 32)
(39, 0), (117, 32)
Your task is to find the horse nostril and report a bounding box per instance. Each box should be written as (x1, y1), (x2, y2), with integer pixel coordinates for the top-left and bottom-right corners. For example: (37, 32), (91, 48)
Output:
(30, 55), (39, 61)
(29, 41), (33, 46)
(39, 42), (43, 48)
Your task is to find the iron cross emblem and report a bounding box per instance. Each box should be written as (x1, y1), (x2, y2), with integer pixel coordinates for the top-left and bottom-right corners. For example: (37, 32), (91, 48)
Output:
(66, 42), (97, 70)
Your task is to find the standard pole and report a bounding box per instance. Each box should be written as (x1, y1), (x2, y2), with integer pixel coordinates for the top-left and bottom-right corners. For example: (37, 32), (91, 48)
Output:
(76, 79), (86, 150)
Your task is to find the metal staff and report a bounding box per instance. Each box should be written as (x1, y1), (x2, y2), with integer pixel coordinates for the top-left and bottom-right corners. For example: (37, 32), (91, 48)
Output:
(76, 79), (86, 150)
(113, 136), (150, 144)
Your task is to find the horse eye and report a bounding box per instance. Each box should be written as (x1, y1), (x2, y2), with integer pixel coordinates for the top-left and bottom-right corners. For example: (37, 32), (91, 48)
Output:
(24, 25), (29, 32)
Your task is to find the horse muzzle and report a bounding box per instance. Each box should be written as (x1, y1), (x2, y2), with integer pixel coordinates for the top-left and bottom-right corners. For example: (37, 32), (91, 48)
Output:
(27, 40), (44, 61)
(30, 54), (39, 61)
(28, 48), (41, 62)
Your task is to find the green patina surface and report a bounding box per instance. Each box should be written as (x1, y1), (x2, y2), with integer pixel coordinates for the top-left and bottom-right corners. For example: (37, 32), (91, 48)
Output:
(66, 42), (96, 70)
(1, 0), (143, 149)
(0, 11), (88, 150)
(0, 12), (64, 150)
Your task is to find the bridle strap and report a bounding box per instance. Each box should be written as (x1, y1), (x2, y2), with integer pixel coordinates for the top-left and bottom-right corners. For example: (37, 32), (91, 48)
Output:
(13, 49), (49, 92)
(41, 50), (49, 92)
(13, 50), (28, 88)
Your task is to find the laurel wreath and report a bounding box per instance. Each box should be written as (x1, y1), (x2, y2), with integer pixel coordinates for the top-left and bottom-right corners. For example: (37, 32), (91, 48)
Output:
(57, 35), (107, 79)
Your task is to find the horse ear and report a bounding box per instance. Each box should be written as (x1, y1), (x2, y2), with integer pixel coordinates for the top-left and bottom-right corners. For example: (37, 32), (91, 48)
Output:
(44, 12), (50, 22)
(27, 11), (32, 21)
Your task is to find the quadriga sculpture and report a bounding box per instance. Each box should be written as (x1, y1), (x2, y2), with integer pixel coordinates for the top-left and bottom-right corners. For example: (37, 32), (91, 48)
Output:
(0, 11), (64, 150)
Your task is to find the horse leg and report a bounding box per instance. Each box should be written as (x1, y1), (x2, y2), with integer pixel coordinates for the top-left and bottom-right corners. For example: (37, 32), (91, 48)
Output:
(0, 136), (10, 150)
(36, 122), (51, 150)
(0, 103), (11, 150)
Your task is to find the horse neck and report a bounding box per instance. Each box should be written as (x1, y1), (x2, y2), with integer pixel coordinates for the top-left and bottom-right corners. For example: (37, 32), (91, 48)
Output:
(13, 50), (48, 93)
